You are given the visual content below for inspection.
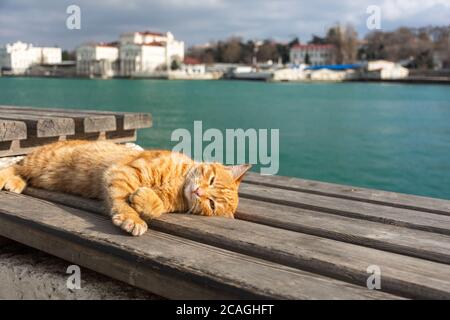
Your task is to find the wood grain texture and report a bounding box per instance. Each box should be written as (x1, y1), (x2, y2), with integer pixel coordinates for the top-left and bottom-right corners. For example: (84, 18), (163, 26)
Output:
(0, 191), (398, 300)
(0, 106), (117, 133)
(236, 198), (450, 264)
(0, 120), (27, 141)
(0, 113), (75, 138)
(239, 183), (450, 236)
(0, 133), (136, 157)
(21, 187), (450, 299)
(0, 105), (151, 131)
(244, 172), (450, 216)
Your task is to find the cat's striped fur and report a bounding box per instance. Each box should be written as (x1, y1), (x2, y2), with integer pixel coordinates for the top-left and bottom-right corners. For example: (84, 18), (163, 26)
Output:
(0, 140), (251, 236)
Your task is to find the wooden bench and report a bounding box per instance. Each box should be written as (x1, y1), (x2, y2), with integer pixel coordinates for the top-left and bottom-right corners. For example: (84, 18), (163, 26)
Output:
(0, 105), (151, 157)
(0, 106), (449, 299)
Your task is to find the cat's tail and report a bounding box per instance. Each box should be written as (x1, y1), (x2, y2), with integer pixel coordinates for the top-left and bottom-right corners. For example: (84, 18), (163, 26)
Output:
(0, 165), (27, 194)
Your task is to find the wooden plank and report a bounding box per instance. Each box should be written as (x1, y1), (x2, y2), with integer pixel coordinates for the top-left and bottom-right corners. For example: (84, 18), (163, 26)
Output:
(0, 107), (116, 133)
(24, 188), (450, 265)
(0, 236), (12, 247)
(0, 105), (152, 131)
(0, 192), (397, 300)
(0, 120), (27, 141)
(122, 113), (152, 130)
(0, 131), (136, 157)
(244, 172), (450, 216)
(20, 188), (450, 299)
(239, 183), (450, 236)
(236, 198), (450, 264)
(0, 113), (74, 138)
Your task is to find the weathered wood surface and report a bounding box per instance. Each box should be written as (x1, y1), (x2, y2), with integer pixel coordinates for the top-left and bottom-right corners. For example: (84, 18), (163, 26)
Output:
(0, 105), (152, 131)
(0, 113), (75, 138)
(0, 191), (397, 300)
(1, 151), (449, 299)
(239, 183), (450, 236)
(236, 199), (450, 264)
(0, 120), (27, 141)
(20, 187), (450, 299)
(0, 106), (151, 157)
(22, 187), (450, 265)
(245, 172), (450, 215)
(0, 107), (117, 133)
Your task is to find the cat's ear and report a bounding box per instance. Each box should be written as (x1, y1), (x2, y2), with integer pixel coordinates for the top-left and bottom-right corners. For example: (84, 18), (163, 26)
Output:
(228, 164), (252, 185)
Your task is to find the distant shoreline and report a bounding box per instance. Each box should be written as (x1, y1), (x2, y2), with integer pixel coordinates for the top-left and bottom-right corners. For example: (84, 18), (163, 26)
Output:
(1, 74), (450, 85)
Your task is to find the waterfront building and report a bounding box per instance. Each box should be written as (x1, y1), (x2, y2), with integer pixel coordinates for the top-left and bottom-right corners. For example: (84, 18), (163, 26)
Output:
(180, 57), (206, 75)
(289, 44), (335, 66)
(76, 43), (119, 78)
(119, 31), (184, 76)
(0, 41), (61, 75)
(364, 60), (409, 79)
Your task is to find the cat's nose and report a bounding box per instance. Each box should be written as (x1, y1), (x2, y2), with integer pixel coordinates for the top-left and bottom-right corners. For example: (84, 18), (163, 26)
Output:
(193, 187), (205, 197)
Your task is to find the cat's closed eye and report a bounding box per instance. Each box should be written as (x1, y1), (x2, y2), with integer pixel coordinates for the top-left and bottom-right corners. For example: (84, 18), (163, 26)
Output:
(209, 199), (215, 211)
(209, 176), (215, 185)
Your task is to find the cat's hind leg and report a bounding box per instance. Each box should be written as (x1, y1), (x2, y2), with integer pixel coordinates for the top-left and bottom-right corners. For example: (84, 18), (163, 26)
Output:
(0, 166), (27, 194)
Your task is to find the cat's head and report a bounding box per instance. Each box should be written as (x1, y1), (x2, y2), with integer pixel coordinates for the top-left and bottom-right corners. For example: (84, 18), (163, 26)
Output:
(184, 163), (251, 218)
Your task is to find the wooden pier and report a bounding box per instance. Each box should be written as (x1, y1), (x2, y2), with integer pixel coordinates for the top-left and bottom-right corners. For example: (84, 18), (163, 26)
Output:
(0, 106), (449, 299)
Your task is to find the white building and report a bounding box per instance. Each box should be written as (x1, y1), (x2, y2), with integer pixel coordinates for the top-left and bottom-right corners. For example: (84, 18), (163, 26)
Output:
(180, 57), (205, 75)
(76, 43), (119, 78)
(364, 60), (409, 79)
(119, 31), (184, 76)
(290, 44), (335, 66)
(0, 41), (62, 75)
(120, 43), (166, 76)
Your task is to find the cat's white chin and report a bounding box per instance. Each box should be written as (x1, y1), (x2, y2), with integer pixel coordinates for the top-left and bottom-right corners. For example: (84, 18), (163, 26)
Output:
(183, 182), (197, 211)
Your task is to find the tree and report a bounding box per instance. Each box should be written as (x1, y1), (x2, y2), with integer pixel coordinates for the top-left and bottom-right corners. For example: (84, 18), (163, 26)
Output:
(256, 40), (279, 63)
(170, 59), (181, 70)
(325, 23), (359, 64)
(62, 50), (76, 61)
(221, 37), (242, 63)
(288, 37), (300, 48)
(309, 35), (326, 45)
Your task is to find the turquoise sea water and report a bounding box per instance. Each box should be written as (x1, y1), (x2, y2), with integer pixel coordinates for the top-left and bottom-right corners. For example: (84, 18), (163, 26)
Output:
(0, 77), (449, 199)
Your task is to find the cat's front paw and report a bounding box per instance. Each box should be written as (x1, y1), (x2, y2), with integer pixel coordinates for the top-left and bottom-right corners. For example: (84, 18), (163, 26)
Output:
(129, 187), (164, 219)
(112, 213), (148, 236)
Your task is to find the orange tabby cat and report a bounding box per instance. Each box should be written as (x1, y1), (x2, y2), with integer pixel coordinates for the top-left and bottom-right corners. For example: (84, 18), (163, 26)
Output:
(0, 140), (251, 236)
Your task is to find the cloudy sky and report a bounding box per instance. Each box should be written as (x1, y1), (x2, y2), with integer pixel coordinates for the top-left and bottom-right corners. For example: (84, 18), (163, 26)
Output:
(1, 0), (449, 49)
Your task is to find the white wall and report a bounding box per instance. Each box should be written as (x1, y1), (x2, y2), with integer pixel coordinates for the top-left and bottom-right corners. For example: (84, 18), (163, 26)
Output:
(0, 42), (61, 74)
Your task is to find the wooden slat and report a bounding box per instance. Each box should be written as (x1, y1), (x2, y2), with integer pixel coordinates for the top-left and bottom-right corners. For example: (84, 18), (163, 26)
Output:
(0, 106), (116, 133)
(244, 172), (450, 216)
(236, 198), (450, 264)
(0, 236), (12, 247)
(0, 105), (152, 131)
(239, 183), (450, 236)
(0, 113), (74, 138)
(0, 120), (27, 141)
(122, 113), (152, 130)
(0, 191), (397, 300)
(21, 188), (450, 299)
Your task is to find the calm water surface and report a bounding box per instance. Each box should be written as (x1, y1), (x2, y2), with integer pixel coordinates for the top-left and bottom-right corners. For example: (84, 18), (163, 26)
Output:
(1, 77), (449, 199)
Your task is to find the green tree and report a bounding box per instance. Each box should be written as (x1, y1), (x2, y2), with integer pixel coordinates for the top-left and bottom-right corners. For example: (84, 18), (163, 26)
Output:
(170, 59), (181, 70)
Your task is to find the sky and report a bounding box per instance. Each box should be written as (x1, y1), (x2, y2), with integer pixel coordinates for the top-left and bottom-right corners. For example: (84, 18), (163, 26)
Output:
(0, 0), (449, 50)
